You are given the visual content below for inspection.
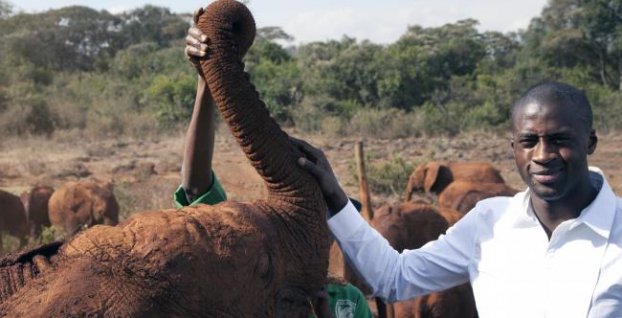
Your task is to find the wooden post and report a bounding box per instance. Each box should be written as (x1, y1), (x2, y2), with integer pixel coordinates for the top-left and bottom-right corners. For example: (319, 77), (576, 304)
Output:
(355, 140), (374, 221)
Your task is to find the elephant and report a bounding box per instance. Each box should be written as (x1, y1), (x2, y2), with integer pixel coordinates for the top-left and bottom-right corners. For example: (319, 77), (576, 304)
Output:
(404, 161), (506, 201)
(438, 180), (519, 214)
(20, 185), (54, 238)
(370, 201), (478, 318)
(0, 1), (330, 317)
(0, 189), (29, 253)
(47, 179), (119, 236)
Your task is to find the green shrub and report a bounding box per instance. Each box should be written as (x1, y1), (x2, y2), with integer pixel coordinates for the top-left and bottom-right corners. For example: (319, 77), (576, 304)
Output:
(413, 103), (460, 136)
(39, 225), (65, 244)
(349, 107), (422, 139)
(349, 155), (416, 196)
(0, 96), (56, 136)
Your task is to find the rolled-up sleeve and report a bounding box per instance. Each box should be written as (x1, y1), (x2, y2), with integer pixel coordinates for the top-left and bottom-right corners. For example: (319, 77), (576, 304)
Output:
(328, 200), (477, 302)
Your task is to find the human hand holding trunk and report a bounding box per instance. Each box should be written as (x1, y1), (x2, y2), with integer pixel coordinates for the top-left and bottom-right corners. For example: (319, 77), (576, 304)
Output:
(292, 137), (349, 215)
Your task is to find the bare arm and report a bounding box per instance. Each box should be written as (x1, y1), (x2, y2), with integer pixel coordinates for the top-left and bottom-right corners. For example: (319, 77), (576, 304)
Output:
(181, 8), (215, 202)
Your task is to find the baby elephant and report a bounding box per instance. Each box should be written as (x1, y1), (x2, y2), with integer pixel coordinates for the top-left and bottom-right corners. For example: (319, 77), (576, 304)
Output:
(0, 189), (29, 253)
(48, 179), (119, 236)
(404, 161), (505, 201)
(20, 185), (54, 238)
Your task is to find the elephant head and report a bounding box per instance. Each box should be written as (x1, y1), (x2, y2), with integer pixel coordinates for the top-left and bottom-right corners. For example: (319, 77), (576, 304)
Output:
(47, 179), (119, 235)
(404, 161), (506, 201)
(0, 1), (329, 317)
(20, 185), (54, 238)
(0, 189), (29, 250)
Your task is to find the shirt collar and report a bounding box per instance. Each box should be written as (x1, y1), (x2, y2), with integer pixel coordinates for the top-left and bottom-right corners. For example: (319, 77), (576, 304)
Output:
(567, 167), (617, 239)
(510, 167), (617, 240)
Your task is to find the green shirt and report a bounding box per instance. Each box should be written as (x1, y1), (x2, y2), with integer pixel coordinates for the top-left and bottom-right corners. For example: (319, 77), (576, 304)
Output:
(173, 172), (372, 318)
(320, 282), (373, 318)
(173, 172), (227, 207)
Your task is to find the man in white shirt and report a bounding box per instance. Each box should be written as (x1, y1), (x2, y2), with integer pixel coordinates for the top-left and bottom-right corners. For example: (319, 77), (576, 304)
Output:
(294, 81), (622, 317)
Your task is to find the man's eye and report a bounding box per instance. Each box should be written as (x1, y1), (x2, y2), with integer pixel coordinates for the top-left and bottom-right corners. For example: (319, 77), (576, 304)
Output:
(551, 137), (570, 145)
(519, 139), (537, 147)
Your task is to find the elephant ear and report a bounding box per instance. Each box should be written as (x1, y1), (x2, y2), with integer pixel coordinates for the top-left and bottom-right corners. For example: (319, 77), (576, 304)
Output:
(423, 162), (442, 193)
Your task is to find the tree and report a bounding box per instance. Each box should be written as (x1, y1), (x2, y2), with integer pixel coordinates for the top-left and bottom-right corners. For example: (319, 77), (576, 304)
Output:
(0, 0), (11, 19)
(0, 6), (123, 72)
(118, 5), (188, 47)
(381, 19), (487, 109)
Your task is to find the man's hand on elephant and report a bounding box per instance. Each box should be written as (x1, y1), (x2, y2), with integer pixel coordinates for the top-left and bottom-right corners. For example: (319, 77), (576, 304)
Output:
(292, 137), (349, 215)
(185, 7), (209, 64)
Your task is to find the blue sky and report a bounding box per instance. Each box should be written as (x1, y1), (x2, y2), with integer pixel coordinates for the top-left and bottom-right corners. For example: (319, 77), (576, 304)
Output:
(12, 0), (549, 44)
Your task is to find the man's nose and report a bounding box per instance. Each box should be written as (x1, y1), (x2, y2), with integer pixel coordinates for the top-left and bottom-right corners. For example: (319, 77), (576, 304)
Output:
(532, 139), (557, 164)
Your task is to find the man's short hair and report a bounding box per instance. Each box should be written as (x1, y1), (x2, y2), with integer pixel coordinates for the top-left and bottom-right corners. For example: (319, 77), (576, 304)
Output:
(510, 81), (593, 131)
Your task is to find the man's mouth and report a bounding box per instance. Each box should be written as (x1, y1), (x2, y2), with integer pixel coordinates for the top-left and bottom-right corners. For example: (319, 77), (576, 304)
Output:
(531, 169), (562, 184)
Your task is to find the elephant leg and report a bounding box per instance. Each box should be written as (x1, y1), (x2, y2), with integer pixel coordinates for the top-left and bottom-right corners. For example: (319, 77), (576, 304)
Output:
(30, 223), (38, 242)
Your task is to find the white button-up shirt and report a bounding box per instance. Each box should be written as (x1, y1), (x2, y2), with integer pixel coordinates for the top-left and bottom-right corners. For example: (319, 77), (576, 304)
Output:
(328, 168), (622, 318)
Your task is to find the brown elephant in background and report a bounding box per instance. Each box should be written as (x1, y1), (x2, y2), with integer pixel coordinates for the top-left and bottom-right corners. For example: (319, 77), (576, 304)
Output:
(438, 180), (519, 214)
(0, 1), (330, 317)
(404, 161), (505, 201)
(0, 190), (28, 253)
(370, 201), (478, 318)
(47, 179), (119, 235)
(20, 185), (54, 238)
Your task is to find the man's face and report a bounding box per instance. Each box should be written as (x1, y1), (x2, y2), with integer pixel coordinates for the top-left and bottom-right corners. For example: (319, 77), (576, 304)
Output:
(511, 100), (597, 202)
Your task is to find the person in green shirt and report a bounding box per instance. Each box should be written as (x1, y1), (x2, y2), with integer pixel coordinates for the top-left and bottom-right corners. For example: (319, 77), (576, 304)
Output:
(174, 7), (373, 318)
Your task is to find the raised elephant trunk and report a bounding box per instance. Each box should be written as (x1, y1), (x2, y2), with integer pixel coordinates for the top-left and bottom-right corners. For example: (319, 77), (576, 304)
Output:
(196, 0), (329, 289)
(197, 1), (322, 207)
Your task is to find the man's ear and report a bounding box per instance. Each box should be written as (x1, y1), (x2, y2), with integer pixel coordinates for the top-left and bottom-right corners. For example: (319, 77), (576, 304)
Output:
(587, 129), (597, 155)
(510, 138), (514, 150)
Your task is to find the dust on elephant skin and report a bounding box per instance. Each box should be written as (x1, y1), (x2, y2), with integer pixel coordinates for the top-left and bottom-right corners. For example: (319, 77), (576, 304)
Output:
(0, 202), (320, 317)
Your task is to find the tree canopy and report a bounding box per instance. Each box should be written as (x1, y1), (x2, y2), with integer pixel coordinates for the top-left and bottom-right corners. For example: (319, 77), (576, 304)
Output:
(0, 0), (621, 138)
